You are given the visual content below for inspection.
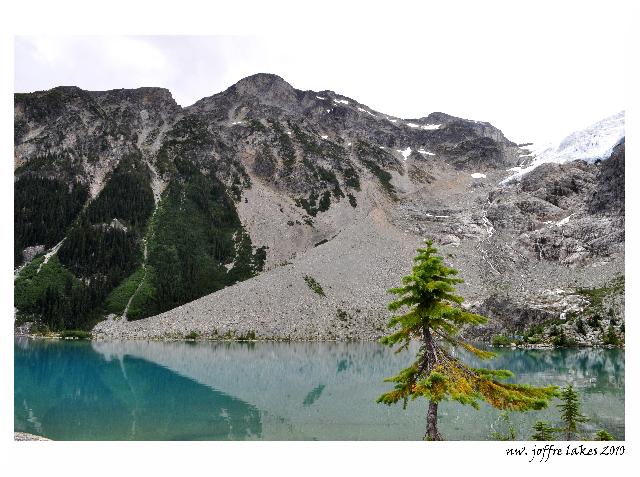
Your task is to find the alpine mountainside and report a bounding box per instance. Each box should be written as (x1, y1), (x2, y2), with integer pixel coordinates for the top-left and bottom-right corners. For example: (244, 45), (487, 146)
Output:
(14, 74), (624, 346)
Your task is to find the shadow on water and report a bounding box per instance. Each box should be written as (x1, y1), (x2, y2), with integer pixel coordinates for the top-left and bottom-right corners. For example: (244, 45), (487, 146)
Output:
(14, 338), (262, 440)
(15, 338), (624, 440)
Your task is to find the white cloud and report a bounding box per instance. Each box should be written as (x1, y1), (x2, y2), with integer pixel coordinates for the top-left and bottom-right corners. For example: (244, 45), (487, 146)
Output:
(14, 19), (626, 145)
(102, 37), (169, 73)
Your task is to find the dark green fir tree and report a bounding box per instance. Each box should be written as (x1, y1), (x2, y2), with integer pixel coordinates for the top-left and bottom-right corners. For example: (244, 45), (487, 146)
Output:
(603, 324), (620, 346)
(377, 240), (557, 440)
(557, 384), (588, 440)
(531, 420), (555, 441)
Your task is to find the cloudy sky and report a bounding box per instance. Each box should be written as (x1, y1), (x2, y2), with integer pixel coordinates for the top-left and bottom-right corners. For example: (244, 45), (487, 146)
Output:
(14, 15), (625, 145)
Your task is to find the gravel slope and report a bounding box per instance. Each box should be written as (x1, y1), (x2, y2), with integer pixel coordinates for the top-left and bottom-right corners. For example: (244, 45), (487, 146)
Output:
(93, 205), (422, 341)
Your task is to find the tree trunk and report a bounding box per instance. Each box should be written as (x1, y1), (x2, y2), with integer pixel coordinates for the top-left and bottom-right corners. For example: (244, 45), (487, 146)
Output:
(425, 401), (442, 441)
(422, 326), (443, 441)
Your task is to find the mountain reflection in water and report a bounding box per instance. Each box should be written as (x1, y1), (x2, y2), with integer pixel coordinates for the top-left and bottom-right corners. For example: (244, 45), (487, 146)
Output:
(14, 338), (624, 440)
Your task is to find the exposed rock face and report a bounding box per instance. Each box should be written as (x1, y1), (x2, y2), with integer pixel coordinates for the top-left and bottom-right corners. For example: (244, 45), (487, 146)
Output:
(21, 245), (45, 263)
(468, 291), (587, 340)
(487, 157), (624, 265)
(14, 73), (624, 343)
(589, 142), (625, 215)
(14, 86), (180, 197)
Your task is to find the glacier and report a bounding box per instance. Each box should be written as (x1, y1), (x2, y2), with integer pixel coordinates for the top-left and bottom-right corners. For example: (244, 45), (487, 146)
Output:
(503, 111), (625, 184)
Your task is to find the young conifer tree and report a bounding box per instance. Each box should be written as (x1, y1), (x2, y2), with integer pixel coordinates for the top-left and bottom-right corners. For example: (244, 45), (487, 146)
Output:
(558, 384), (589, 440)
(377, 240), (557, 440)
(531, 421), (556, 441)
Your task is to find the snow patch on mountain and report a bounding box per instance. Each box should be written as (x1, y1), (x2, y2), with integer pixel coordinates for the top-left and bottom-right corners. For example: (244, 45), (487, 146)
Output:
(357, 107), (376, 117)
(397, 147), (412, 160)
(556, 214), (573, 227)
(406, 122), (441, 130)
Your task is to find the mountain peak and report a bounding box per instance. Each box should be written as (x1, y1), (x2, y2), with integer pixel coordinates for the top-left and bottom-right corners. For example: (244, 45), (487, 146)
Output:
(232, 73), (295, 98)
(90, 87), (180, 111)
(420, 112), (458, 124)
(235, 72), (290, 86)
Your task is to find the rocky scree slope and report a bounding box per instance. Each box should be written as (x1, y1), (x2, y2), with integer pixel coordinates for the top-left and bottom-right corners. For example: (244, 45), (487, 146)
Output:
(14, 74), (624, 344)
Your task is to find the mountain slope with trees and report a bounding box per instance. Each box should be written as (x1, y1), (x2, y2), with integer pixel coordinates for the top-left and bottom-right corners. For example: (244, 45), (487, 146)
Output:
(14, 74), (624, 343)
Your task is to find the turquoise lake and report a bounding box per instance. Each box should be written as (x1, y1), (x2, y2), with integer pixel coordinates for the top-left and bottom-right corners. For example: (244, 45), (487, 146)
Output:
(14, 338), (624, 440)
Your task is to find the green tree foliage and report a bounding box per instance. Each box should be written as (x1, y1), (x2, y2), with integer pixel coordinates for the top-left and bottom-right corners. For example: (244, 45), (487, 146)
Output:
(37, 281), (98, 330)
(290, 122), (323, 156)
(603, 324), (620, 346)
(225, 230), (267, 285)
(55, 159), (154, 322)
(15, 150), (267, 327)
(318, 191), (331, 212)
(317, 167), (344, 199)
(15, 157), (154, 329)
(57, 220), (141, 314)
(14, 176), (88, 265)
(552, 327), (574, 347)
(296, 189), (337, 216)
(122, 272), (156, 321)
(248, 118), (267, 134)
(132, 161), (265, 319)
(587, 314), (601, 329)
(14, 150), (86, 178)
(296, 192), (319, 217)
(304, 275), (326, 297)
(148, 243), (182, 310)
(377, 240), (557, 440)
(59, 329), (92, 339)
(104, 267), (145, 315)
(557, 384), (589, 440)
(594, 429), (615, 441)
(268, 119), (296, 170)
(85, 164), (154, 228)
(14, 256), (99, 331)
(531, 421), (555, 441)
(492, 335), (511, 346)
(355, 140), (397, 198)
(343, 167), (361, 190)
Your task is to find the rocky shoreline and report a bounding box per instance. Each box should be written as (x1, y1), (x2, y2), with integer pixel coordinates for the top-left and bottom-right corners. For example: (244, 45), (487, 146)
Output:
(14, 329), (624, 350)
(14, 432), (50, 441)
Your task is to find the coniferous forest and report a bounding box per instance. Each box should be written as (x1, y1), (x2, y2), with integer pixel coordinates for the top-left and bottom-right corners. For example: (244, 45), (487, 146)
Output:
(14, 153), (266, 331)
(14, 175), (88, 265)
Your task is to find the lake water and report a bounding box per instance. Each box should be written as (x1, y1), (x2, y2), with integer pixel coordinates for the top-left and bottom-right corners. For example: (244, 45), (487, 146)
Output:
(14, 338), (624, 440)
